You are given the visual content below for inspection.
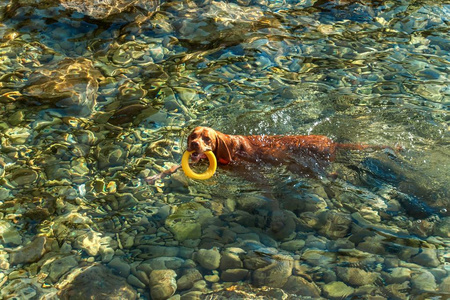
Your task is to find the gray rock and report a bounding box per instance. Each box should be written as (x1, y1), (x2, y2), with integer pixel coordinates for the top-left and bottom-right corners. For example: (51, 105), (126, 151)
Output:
(259, 234), (278, 248)
(384, 256), (400, 269)
(384, 282), (410, 299)
(74, 231), (102, 256)
(329, 238), (355, 251)
(177, 269), (203, 290)
(267, 210), (296, 240)
(303, 194), (328, 212)
(243, 256), (272, 270)
(127, 274), (146, 288)
(357, 236), (386, 255)
(301, 249), (336, 266)
(411, 271), (437, 292)
(385, 267), (411, 284)
(219, 249), (243, 270)
(252, 254), (293, 288)
(336, 267), (379, 286)
(411, 247), (441, 267)
(317, 211), (352, 239)
(119, 232), (135, 249)
(9, 236), (51, 265)
(237, 232), (260, 242)
(137, 245), (180, 259)
(191, 279), (207, 292)
(49, 256), (79, 283)
(283, 276), (321, 297)
(434, 217), (450, 238)
(108, 257), (131, 277)
(133, 269), (149, 286)
(180, 291), (203, 300)
(149, 269), (177, 300)
(195, 248), (221, 270)
(0, 220), (22, 246)
(322, 281), (355, 299)
(145, 257), (185, 270)
(165, 202), (213, 242)
(100, 246), (115, 263)
(235, 195), (268, 211)
(304, 235), (327, 250)
(58, 264), (137, 300)
(204, 274), (220, 283)
(280, 239), (305, 252)
(439, 276), (450, 292)
(221, 268), (249, 282)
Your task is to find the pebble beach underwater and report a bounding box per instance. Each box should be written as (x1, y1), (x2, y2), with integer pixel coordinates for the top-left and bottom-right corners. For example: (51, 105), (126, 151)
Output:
(0, 0), (449, 299)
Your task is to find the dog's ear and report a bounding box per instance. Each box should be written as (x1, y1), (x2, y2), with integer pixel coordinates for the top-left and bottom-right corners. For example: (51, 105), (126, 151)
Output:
(215, 132), (232, 165)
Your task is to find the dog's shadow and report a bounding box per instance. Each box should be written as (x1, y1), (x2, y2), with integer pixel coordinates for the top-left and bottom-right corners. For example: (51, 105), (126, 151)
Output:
(333, 150), (448, 219)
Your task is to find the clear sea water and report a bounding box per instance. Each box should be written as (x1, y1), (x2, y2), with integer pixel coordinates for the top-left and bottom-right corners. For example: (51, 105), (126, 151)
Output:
(0, 0), (449, 299)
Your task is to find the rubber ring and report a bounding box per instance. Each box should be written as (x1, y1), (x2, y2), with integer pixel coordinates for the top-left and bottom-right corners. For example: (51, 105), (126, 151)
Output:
(181, 150), (217, 180)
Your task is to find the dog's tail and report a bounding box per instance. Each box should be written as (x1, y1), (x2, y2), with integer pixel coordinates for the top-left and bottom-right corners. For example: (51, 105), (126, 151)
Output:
(336, 143), (402, 152)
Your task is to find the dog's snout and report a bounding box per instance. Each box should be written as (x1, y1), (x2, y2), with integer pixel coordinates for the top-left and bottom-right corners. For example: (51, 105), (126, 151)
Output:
(190, 141), (199, 148)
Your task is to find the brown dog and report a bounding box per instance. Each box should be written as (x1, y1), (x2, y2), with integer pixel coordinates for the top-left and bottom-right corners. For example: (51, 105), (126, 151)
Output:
(146, 126), (392, 183)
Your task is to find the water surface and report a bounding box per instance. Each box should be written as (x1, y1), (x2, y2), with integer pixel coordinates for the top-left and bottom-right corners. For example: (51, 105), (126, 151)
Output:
(0, 0), (449, 299)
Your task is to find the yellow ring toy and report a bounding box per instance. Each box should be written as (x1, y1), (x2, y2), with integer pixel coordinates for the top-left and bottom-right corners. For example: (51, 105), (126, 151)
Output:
(181, 150), (217, 180)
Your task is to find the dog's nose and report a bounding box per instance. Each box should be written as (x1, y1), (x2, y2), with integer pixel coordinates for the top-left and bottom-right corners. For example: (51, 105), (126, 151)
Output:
(190, 141), (199, 149)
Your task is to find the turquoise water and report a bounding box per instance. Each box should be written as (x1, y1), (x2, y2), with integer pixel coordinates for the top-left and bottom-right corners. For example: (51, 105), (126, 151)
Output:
(0, 0), (449, 299)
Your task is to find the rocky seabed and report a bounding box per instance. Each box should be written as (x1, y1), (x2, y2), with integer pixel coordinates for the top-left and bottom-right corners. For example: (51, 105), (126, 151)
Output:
(1, 193), (449, 299)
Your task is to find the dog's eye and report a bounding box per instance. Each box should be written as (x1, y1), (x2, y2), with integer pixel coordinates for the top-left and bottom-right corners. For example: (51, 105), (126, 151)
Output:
(190, 134), (197, 139)
(203, 136), (211, 143)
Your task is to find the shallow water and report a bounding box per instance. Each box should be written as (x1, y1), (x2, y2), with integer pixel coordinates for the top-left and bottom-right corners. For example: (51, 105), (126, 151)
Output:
(0, 0), (449, 299)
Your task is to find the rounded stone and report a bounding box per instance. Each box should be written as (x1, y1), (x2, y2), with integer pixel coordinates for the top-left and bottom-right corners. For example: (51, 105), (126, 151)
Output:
(49, 256), (79, 283)
(301, 249), (336, 266)
(9, 236), (50, 265)
(100, 246), (115, 263)
(322, 281), (355, 299)
(336, 267), (379, 286)
(252, 254), (294, 288)
(149, 269), (177, 300)
(439, 276), (450, 292)
(386, 267), (411, 284)
(411, 247), (440, 267)
(107, 257), (131, 277)
(74, 231), (101, 256)
(204, 274), (220, 283)
(195, 248), (221, 270)
(433, 217), (450, 238)
(127, 274), (146, 288)
(411, 271), (437, 292)
(219, 251), (243, 270)
(280, 239), (306, 251)
(283, 276), (321, 297)
(221, 269), (249, 282)
(0, 220), (22, 246)
(58, 265), (137, 300)
(10, 168), (39, 186)
(165, 202), (213, 242)
(177, 269), (203, 290)
(317, 211), (352, 239)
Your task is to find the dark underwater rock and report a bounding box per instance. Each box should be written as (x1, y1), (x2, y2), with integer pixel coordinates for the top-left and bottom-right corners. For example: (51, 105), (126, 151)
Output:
(58, 264), (137, 300)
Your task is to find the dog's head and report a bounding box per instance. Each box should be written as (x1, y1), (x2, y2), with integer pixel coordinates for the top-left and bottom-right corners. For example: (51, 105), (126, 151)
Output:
(187, 126), (232, 164)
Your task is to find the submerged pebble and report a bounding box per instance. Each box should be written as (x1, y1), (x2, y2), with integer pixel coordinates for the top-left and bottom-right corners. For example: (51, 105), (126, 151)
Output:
(0, 220), (22, 246)
(58, 265), (137, 299)
(149, 269), (177, 300)
(195, 248), (221, 270)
